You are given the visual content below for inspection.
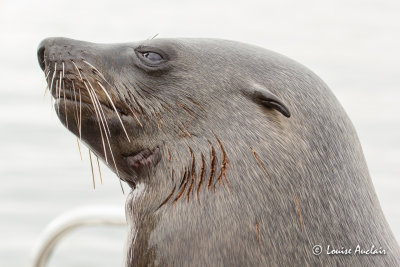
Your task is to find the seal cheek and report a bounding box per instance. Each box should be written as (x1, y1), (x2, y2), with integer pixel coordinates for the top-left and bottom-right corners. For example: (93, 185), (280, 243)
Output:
(125, 147), (161, 176)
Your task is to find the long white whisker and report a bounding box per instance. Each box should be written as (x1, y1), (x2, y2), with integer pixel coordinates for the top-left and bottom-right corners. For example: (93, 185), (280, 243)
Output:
(61, 65), (68, 128)
(84, 81), (108, 164)
(55, 80), (59, 114)
(88, 149), (96, 190)
(75, 60), (125, 194)
(119, 180), (125, 195)
(81, 60), (130, 142)
(49, 65), (57, 109)
(72, 82), (79, 127)
(97, 81), (131, 142)
(78, 86), (82, 141)
(85, 79), (112, 137)
(45, 69), (51, 80)
(76, 137), (83, 160)
(84, 82), (122, 191)
(82, 60), (107, 81)
(62, 83), (68, 128)
(58, 71), (63, 99)
(127, 105), (143, 128)
(49, 63), (57, 94)
(96, 156), (103, 185)
(71, 60), (83, 81)
(43, 70), (50, 97)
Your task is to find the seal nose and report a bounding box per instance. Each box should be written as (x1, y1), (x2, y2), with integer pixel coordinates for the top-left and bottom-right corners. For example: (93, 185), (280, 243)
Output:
(37, 38), (50, 71)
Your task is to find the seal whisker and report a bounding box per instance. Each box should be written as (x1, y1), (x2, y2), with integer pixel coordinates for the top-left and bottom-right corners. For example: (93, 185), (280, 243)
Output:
(133, 79), (158, 95)
(49, 63), (57, 94)
(81, 60), (126, 120)
(135, 83), (157, 99)
(58, 70), (62, 99)
(86, 79), (112, 137)
(72, 83), (83, 160)
(83, 81), (109, 164)
(126, 88), (145, 115)
(84, 82), (124, 195)
(96, 156), (103, 184)
(177, 102), (197, 119)
(88, 149), (96, 189)
(71, 82), (80, 130)
(82, 60), (107, 81)
(76, 137), (83, 160)
(135, 90), (148, 105)
(55, 80), (59, 114)
(127, 105), (143, 128)
(154, 111), (166, 134)
(86, 83), (110, 161)
(77, 83), (82, 140)
(57, 71), (63, 114)
(119, 179), (125, 195)
(97, 81), (131, 142)
(186, 96), (206, 112)
(133, 80), (173, 113)
(43, 70), (51, 97)
(131, 89), (152, 120)
(86, 84), (125, 195)
(61, 80), (69, 129)
(71, 60), (83, 81)
(45, 69), (51, 80)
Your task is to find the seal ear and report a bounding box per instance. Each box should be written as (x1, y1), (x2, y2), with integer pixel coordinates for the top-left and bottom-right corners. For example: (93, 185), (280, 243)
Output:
(243, 84), (291, 118)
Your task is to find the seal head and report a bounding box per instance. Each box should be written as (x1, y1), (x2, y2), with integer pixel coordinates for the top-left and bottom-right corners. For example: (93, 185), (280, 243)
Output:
(37, 37), (291, 187)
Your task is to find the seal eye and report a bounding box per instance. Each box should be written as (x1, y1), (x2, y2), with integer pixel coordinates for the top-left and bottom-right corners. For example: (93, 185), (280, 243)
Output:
(140, 51), (163, 64)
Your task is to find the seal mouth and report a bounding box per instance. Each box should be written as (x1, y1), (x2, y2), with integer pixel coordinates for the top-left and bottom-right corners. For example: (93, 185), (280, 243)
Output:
(52, 79), (162, 180)
(50, 78), (129, 117)
(54, 87), (128, 117)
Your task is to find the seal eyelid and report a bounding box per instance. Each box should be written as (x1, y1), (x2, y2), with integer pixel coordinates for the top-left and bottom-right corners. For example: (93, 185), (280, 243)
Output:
(141, 51), (163, 62)
(135, 46), (168, 67)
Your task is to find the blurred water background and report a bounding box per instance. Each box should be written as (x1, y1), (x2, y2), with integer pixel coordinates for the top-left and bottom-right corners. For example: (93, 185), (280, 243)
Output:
(0, 0), (399, 266)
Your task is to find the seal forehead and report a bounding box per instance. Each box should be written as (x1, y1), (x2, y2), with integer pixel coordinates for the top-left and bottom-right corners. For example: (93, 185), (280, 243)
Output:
(135, 38), (243, 59)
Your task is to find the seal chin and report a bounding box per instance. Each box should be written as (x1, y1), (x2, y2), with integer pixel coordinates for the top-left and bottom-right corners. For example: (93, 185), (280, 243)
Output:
(119, 146), (162, 188)
(55, 97), (162, 184)
(124, 147), (161, 176)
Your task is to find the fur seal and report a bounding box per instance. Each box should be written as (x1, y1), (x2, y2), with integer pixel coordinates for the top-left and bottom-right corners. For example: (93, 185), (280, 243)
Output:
(37, 37), (400, 266)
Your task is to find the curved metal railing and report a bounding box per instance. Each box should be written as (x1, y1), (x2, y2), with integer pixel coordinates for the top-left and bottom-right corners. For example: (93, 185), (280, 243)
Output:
(29, 205), (126, 267)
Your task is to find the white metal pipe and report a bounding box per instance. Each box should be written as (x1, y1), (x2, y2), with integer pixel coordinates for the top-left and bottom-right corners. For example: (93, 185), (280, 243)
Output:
(29, 205), (126, 267)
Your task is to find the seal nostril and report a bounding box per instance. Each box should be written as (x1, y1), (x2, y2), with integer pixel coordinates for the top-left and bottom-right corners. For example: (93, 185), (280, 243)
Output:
(37, 45), (46, 71)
